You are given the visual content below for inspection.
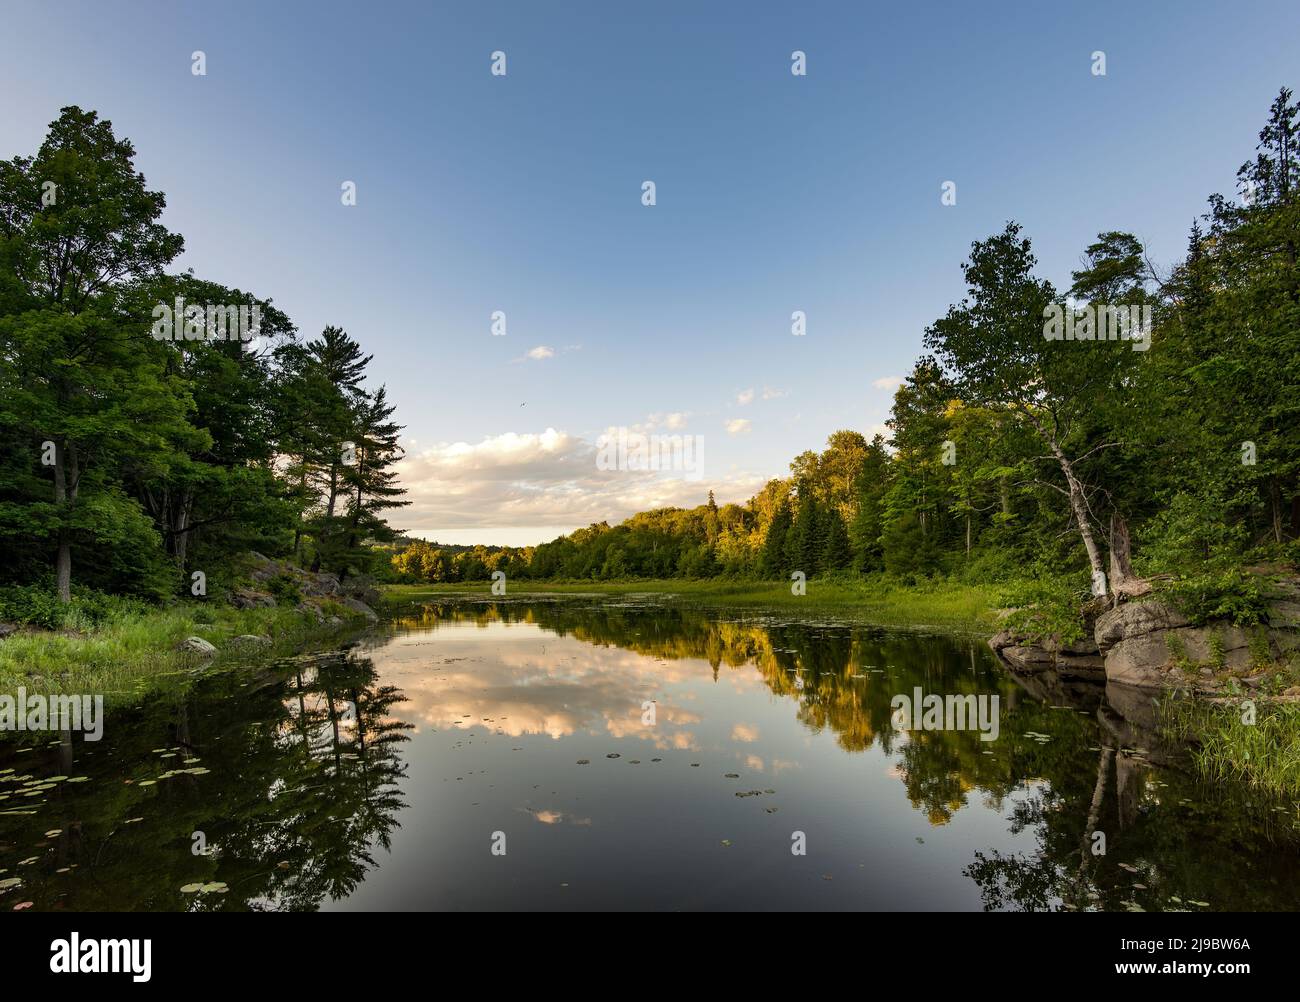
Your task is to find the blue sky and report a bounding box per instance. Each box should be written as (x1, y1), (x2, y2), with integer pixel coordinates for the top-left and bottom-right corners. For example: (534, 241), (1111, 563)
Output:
(3, 0), (1298, 543)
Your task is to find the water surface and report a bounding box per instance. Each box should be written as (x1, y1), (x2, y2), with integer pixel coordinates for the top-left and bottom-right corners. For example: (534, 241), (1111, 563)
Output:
(2, 598), (1298, 911)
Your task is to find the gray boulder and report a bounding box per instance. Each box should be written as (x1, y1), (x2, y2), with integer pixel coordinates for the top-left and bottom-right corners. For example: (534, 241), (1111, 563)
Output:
(230, 588), (277, 610)
(178, 636), (217, 656)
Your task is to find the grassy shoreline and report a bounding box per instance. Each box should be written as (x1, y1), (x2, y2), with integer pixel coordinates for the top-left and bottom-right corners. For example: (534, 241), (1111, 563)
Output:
(0, 599), (371, 709)
(382, 577), (1004, 632)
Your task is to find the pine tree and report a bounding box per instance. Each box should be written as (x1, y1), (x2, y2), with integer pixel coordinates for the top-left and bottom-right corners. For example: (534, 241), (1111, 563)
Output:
(822, 506), (851, 571)
(341, 385), (409, 569)
(760, 498), (792, 577)
(784, 482), (822, 576)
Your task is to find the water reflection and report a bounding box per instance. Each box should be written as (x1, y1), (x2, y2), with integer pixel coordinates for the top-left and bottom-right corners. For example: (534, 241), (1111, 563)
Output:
(1, 599), (1298, 911)
(0, 644), (409, 910)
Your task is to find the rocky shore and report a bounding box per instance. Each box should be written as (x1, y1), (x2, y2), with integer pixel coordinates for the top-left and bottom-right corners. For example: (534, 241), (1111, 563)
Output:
(990, 577), (1300, 698)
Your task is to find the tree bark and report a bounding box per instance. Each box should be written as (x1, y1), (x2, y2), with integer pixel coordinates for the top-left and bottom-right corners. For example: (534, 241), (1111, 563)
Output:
(1108, 513), (1134, 585)
(1051, 445), (1106, 581)
(1270, 479), (1284, 545)
(53, 439), (79, 603)
(173, 490), (194, 569)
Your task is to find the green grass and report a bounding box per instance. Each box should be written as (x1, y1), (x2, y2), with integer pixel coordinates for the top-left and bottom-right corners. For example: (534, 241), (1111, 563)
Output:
(383, 576), (1003, 632)
(0, 598), (367, 708)
(1162, 697), (1300, 798)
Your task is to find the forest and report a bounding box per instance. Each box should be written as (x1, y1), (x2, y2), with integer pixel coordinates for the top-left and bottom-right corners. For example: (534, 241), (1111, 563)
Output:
(0, 107), (408, 622)
(3, 91), (1299, 628)
(393, 87), (1300, 620)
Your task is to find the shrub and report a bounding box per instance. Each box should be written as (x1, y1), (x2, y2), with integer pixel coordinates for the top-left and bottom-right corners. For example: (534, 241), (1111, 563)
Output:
(265, 573), (304, 606)
(1159, 568), (1270, 626)
(0, 584), (147, 630)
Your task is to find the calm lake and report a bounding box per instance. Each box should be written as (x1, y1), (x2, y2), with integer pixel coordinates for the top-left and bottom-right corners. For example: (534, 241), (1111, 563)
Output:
(3, 597), (1299, 911)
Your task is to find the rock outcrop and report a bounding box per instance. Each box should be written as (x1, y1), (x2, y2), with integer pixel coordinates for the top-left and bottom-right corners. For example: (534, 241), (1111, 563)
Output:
(230, 587), (277, 609)
(989, 608), (1105, 680)
(991, 577), (1300, 694)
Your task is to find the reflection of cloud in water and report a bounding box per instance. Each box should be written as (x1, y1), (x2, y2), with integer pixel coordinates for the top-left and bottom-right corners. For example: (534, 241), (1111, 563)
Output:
(529, 809), (592, 826)
(732, 723), (760, 743)
(374, 625), (733, 748)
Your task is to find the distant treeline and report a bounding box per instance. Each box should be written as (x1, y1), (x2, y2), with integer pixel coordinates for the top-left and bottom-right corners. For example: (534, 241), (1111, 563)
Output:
(392, 89), (1300, 595)
(0, 107), (407, 605)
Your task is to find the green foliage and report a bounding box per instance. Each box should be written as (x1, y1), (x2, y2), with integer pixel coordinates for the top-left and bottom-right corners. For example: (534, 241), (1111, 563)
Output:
(1166, 632), (1194, 673)
(1159, 568), (1271, 626)
(1249, 628), (1273, 671)
(1164, 698), (1300, 798)
(264, 573), (304, 606)
(996, 576), (1089, 646)
(0, 584), (67, 628)
(0, 583), (146, 630)
(882, 513), (941, 580)
(0, 107), (407, 609)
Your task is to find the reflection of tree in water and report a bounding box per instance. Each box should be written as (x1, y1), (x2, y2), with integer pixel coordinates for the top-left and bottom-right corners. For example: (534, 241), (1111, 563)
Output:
(395, 600), (1300, 911)
(962, 700), (1300, 912)
(236, 649), (412, 909)
(0, 646), (410, 911)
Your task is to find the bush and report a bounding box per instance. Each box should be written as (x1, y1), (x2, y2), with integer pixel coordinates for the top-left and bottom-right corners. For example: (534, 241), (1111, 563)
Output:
(0, 584), (66, 628)
(1159, 568), (1270, 626)
(265, 573), (304, 606)
(996, 575), (1090, 645)
(0, 584), (148, 630)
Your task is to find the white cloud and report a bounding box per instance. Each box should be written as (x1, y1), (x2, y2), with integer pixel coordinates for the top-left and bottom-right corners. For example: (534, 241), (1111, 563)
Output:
(724, 418), (752, 436)
(397, 427), (764, 540)
(761, 386), (789, 400)
(646, 411), (689, 431)
(873, 375), (905, 391)
(523, 345), (554, 360)
(736, 388), (755, 405)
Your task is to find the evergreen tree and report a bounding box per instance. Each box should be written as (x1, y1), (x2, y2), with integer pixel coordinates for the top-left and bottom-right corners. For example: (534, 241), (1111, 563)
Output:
(760, 498), (792, 577)
(822, 506), (851, 571)
(784, 482), (823, 576)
